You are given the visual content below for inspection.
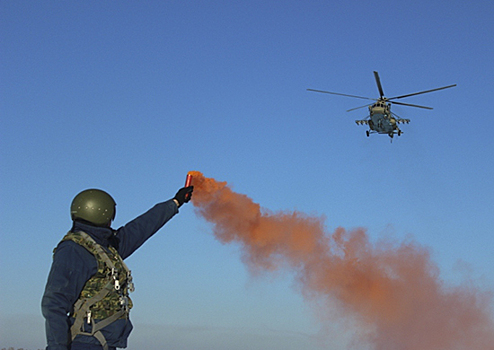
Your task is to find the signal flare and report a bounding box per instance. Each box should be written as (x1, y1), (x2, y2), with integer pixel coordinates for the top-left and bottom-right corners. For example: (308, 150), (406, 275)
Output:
(187, 171), (494, 350)
(185, 173), (193, 187)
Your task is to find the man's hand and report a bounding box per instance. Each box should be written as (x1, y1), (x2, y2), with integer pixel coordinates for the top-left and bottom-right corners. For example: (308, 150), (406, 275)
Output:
(174, 186), (194, 207)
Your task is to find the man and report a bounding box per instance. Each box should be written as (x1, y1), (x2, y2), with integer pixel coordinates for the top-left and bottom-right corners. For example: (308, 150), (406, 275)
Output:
(41, 185), (194, 350)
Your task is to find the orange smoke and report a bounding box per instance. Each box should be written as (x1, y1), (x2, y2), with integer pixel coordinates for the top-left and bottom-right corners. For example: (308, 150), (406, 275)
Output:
(188, 171), (494, 350)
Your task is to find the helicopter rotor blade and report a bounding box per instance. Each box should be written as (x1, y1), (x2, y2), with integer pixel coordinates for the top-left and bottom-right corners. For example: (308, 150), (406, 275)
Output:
(388, 84), (457, 100)
(306, 89), (375, 101)
(346, 104), (372, 112)
(390, 101), (433, 110)
(373, 71), (385, 98)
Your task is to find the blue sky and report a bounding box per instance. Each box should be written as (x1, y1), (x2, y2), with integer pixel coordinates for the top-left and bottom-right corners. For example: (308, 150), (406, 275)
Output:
(1, 1), (493, 349)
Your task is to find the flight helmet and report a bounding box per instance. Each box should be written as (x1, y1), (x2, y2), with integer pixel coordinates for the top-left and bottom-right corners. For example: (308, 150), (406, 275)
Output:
(70, 189), (116, 227)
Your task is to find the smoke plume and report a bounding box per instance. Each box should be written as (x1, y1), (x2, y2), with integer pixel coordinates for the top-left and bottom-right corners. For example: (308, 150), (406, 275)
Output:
(188, 171), (494, 350)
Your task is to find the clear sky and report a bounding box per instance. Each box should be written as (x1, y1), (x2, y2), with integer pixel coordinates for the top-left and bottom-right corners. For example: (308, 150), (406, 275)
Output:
(1, 1), (493, 349)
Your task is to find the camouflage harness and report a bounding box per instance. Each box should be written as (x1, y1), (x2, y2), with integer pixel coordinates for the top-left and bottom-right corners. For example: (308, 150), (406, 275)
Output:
(59, 231), (135, 350)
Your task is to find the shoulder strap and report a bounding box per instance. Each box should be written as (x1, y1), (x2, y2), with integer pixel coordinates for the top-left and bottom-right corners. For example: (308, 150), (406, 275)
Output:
(62, 231), (117, 271)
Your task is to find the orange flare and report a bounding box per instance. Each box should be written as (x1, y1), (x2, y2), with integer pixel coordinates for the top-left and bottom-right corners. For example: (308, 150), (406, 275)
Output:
(190, 172), (494, 350)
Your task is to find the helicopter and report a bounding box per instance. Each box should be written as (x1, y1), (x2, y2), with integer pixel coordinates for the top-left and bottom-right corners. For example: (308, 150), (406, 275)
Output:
(307, 71), (456, 139)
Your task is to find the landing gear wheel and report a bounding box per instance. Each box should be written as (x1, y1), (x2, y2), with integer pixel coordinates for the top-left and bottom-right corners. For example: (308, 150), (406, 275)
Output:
(398, 130), (402, 136)
(366, 130), (370, 137)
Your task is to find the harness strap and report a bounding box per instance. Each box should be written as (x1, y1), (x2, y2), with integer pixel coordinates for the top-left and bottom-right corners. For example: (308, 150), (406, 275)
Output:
(93, 331), (109, 350)
(74, 309), (126, 350)
(71, 282), (114, 342)
(76, 231), (132, 288)
(76, 232), (118, 272)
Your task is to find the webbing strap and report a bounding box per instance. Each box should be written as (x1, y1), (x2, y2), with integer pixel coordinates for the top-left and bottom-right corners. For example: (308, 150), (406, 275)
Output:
(93, 331), (109, 350)
(91, 309), (126, 332)
(74, 231), (131, 279)
(74, 231), (117, 271)
(75, 310), (126, 350)
(71, 283), (114, 341)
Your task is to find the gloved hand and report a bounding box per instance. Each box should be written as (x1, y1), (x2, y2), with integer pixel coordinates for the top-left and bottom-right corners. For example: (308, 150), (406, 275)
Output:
(174, 186), (194, 207)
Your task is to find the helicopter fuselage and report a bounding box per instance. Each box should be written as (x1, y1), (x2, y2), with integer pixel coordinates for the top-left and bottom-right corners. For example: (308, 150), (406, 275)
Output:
(367, 101), (400, 137)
